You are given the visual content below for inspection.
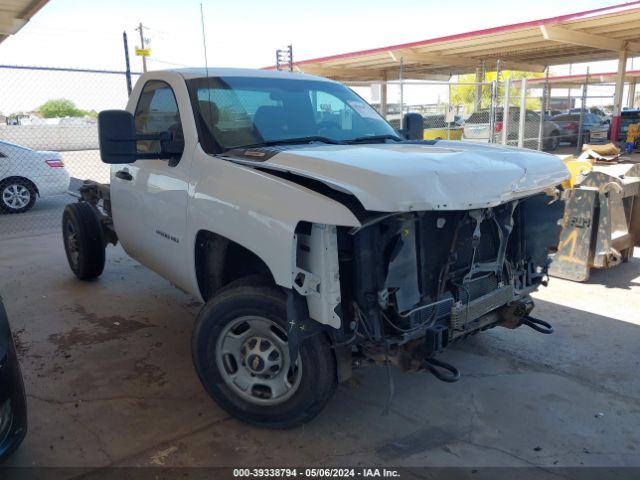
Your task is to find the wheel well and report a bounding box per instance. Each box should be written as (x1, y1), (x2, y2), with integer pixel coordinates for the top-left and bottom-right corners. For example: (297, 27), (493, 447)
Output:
(195, 230), (275, 301)
(1, 176), (39, 196)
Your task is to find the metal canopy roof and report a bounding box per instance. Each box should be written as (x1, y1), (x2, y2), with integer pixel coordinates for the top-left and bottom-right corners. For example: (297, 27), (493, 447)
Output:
(276, 1), (640, 82)
(0, 0), (49, 44)
(526, 69), (640, 88)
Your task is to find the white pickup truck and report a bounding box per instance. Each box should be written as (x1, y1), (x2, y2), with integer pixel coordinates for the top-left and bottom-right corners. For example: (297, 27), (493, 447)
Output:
(62, 68), (569, 428)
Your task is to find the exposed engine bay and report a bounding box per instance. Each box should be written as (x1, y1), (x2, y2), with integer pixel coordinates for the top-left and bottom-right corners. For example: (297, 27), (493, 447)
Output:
(293, 192), (564, 382)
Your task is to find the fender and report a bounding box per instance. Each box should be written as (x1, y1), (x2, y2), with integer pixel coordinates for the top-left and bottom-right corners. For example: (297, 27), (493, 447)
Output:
(184, 145), (360, 300)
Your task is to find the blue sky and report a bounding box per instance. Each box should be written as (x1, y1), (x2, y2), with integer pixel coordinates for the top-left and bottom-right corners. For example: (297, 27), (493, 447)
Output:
(0, 0), (627, 71)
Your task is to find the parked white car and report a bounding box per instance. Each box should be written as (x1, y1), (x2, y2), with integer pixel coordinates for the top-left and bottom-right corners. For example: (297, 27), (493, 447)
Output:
(0, 140), (70, 213)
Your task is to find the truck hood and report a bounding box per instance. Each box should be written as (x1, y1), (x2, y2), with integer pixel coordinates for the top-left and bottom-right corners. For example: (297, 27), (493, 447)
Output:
(228, 141), (569, 212)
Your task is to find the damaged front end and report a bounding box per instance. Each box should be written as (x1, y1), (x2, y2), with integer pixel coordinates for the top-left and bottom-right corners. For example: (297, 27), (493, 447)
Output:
(292, 192), (564, 382)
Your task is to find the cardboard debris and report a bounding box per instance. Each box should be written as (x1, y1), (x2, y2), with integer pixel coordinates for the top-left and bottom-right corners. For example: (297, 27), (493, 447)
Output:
(581, 142), (620, 155)
(578, 150), (619, 162)
(578, 143), (621, 162)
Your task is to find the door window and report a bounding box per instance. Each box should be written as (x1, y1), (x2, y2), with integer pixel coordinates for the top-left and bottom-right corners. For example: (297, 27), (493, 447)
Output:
(525, 111), (540, 122)
(135, 80), (184, 156)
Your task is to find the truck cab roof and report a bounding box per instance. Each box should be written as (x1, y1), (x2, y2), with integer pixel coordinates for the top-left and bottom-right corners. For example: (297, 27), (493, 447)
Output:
(156, 67), (336, 83)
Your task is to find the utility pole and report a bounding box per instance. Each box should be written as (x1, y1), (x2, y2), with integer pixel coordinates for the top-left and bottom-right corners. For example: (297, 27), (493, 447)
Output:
(136, 22), (148, 72)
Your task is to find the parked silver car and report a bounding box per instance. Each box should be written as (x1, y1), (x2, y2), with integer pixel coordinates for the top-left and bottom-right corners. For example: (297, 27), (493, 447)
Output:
(552, 113), (609, 145)
(462, 108), (561, 151)
(568, 107), (611, 125)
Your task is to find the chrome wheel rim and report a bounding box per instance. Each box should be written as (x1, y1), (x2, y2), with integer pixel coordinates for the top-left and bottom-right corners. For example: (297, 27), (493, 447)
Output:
(2, 184), (30, 209)
(65, 219), (80, 267)
(216, 315), (302, 406)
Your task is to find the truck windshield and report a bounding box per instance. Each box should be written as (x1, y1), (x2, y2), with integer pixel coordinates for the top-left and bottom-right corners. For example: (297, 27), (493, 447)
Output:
(187, 76), (399, 152)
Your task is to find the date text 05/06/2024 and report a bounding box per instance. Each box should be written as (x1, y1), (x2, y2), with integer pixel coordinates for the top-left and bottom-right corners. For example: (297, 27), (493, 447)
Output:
(233, 468), (401, 478)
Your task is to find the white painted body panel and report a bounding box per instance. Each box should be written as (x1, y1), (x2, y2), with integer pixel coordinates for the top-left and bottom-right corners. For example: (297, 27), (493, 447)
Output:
(110, 71), (197, 291)
(184, 145), (360, 298)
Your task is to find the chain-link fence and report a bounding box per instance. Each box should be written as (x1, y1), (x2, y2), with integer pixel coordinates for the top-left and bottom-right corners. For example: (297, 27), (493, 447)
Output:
(349, 80), (494, 141)
(349, 76), (622, 155)
(351, 79), (552, 148)
(0, 65), (139, 239)
(527, 77), (616, 154)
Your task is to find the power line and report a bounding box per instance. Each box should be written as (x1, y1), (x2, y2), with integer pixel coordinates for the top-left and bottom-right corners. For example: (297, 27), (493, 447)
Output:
(147, 58), (193, 68)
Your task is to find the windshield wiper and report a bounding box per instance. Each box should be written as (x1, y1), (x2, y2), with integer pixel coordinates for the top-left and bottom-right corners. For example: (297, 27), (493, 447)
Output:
(231, 136), (345, 151)
(346, 134), (403, 144)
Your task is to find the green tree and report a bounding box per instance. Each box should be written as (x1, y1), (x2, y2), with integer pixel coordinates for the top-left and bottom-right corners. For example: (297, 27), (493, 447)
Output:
(450, 71), (544, 115)
(38, 98), (87, 118)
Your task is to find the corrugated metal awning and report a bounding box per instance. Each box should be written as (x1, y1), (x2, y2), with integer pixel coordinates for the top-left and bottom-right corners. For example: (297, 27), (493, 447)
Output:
(526, 70), (640, 88)
(268, 2), (640, 81)
(0, 0), (50, 44)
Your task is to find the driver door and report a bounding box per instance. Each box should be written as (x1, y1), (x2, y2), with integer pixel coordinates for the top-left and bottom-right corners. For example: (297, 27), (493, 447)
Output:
(110, 78), (194, 290)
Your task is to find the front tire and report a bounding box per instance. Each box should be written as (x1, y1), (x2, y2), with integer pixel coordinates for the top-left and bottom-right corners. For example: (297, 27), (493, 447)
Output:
(0, 178), (36, 213)
(192, 281), (337, 428)
(62, 202), (106, 280)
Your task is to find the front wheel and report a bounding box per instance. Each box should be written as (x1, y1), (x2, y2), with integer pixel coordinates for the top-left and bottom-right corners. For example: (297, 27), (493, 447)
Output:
(62, 202), (106, 280)
(192, 281), (337, 428)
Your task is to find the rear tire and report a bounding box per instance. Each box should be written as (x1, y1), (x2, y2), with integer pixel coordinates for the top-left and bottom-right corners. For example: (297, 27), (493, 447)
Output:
(62, 202), (106, 280)
(0, 177), (37, 214)
(546, 132), (559, 151)
(192, 279), (337, 428)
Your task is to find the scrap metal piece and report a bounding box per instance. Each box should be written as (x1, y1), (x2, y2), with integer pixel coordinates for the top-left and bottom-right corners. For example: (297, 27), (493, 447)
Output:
(550, 163), (640, 281)
(549, 187), (599, 281)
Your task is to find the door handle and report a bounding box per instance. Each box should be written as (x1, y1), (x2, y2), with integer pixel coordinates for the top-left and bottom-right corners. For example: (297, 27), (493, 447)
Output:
(115, 170), (133, 181)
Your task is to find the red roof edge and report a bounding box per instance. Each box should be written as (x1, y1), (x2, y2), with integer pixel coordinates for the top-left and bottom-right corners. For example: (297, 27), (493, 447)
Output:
(264, 1), (640, 70)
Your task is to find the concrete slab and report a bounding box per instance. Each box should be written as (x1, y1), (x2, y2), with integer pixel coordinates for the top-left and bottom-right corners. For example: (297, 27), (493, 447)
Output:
(0, 232), (639, 471)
